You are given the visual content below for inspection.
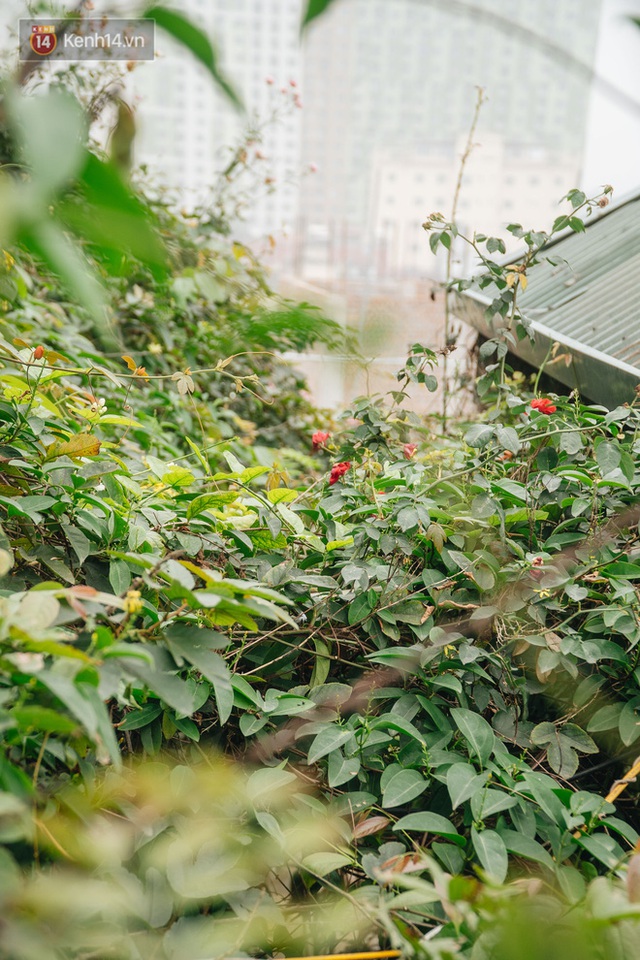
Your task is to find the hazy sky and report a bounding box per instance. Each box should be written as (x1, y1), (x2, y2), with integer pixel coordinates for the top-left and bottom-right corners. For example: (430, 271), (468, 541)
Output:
(583, 0), (640, 197)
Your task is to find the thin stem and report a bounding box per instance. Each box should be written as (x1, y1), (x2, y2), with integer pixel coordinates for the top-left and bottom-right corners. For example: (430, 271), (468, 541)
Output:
(443, 86), (485, 431)
(31, 731), (50, 867)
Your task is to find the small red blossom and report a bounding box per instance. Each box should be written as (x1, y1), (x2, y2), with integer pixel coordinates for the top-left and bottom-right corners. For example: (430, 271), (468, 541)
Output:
(403, 443), (418, 460)
(33, 345), (45, 360)
(329, 461), (351, 485)
(530, 397), (557, 415)
(312, 430), (330, 451)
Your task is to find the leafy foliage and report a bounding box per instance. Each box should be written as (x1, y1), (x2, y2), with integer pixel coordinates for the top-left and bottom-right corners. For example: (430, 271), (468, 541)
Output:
(1, 30), (640, 960)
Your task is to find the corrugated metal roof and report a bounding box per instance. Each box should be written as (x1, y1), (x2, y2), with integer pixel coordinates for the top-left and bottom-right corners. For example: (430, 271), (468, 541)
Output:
(454, 192), (640, 407)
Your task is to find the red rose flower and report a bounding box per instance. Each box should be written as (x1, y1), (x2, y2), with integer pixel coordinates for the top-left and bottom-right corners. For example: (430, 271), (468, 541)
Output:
(312, 430), (330, 451)
(403, 443), (418, 460)
(329, 461), (351, 485)
(530, 397), (557, 415)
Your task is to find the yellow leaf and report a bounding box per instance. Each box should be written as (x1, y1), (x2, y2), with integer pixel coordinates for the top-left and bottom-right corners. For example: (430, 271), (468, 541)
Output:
(519, 274), (528, 292)
(46, 434), (102, 460)
(122, 356), (149, 380)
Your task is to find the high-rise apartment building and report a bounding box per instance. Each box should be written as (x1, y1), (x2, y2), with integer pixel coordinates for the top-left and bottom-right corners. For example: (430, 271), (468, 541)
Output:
(298, 0), (603, 276)
(133, 0), (304, 238)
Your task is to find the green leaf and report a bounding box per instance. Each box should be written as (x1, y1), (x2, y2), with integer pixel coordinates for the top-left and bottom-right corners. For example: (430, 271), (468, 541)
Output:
(301, 0), (339, 29)
(447, 763), (487, 810)
(265, 694), (315, 717)
(596, 441), (621, 475)
(472, 789), (518, 820)
(310, 637), (331, 688)
(246, 766), (297, 802)
(348, 593), (373, 625)
(521, 776), (570, 828)
(471, 827), (508, 882)
(21, 221), (109, 334)
(307, 724), (353, 764)
(530, 721), (557, 746)
(397, 506), (420, 532)
(268, 488), (298, 504)
(62, 523), (92, 565)
(603, 562), (640, 580)
(187, 493), (239, 518)
(619, 700), (640, 746)
(497, 829), (555, 870)
(164, 624), (233, 724)
(547, 740), (579, 778)
(568, 190), (586, 209)
(394, 812), (464, 846)
(451, 708), (495, 766)
(126, 660), (198, 717)
(38, 673), (99, 738)
(382, 768), (427, 809)
(109, 559), (131, 595)
(575, 833), (623, 870)
(495, 426), (520, 454)
(587, 704), (623, 733)
(119, 702), (163, 731)
(78, 683), (122, 766)
(370, 713), (426, 746)
(146, 6), (243, 109)
(73, 153), (168, 280)
(327, 751), (361, 788)
(12, 89), (87, 196)
(172, 715), (200, 741)
(276, 502), (305, 534)
(465, 424), (494, 448)
(302, 852), (352, 876)
(599, 816), (639, 847)
(556, 864), (586, 903)
(486, 237), (506, 254)
(560, 724), (598, 754)
(11, 706), (78, 735)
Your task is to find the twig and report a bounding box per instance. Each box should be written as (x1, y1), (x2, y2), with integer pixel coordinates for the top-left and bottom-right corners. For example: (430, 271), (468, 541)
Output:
(443, 87), (485, 431)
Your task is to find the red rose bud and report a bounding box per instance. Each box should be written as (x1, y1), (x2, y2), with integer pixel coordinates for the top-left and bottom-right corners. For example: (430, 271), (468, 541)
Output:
(530, 397), (557, 415)
(33, 345), (44, 360)
(403, 443), (418, 459)
(329, 461), (351, 485)
(312, 430), (330, 451)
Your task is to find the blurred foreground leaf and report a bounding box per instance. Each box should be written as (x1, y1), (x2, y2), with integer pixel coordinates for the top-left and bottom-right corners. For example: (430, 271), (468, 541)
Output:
(146, 6), (243, 110)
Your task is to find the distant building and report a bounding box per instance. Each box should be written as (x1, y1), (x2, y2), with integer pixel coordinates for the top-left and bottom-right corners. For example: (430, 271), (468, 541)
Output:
(369, 135), (578, 279)
(298, 0), (602, 278)
(133, 0), (304, 237)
